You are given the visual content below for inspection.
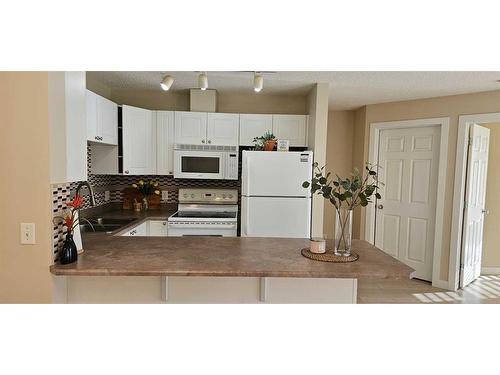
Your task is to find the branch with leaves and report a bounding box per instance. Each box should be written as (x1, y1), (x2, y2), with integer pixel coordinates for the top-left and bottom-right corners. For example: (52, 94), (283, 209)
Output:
(302, 162), (383, 251)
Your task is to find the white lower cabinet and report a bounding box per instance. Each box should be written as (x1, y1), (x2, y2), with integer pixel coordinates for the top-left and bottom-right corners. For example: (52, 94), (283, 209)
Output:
(148, 220), (168, 236)
(122, 220), (168, 237)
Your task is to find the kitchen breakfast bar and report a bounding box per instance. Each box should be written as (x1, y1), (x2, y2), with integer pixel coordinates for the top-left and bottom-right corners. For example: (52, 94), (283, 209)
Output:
(50, 235), (415, 304)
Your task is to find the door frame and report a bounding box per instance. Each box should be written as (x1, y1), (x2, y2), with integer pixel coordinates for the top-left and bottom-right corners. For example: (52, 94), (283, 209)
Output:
(365, 117), (450, 288)
(450, 113), (500, 291)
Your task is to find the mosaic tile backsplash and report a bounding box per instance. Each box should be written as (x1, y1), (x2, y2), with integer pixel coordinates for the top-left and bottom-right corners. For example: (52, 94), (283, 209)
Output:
(51, 146), (241, 261)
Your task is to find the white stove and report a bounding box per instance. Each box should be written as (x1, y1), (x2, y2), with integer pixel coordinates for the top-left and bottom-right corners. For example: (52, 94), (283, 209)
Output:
(167, 188), (238, 237)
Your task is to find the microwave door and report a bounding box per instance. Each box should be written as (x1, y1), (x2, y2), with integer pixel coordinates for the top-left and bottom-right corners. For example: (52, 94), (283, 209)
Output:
(174, 151), (224, 179)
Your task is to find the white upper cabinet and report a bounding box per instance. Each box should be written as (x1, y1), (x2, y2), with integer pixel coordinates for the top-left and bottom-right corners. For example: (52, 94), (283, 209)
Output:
(239, 114), (273, 146)
(86, 89), (118, 145)
(174, 111), (207, 145)
(122, 105), (156, 175)
(156, 111), (175, 175)
(49, 72), (87, 183)
(207, 113), (239, 146)
(272, 114), (308, 147)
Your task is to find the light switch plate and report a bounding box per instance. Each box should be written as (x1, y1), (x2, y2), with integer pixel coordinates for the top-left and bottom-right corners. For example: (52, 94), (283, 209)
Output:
(161, 190), (168, 201)
(105, 190), (110, 201)
(20, 223), (36, 244)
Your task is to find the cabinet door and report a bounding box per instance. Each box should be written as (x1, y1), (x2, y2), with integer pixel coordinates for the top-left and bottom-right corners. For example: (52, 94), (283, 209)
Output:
(86, 90), (98, 141)
(122, 105), (156, 175)
(207, 113), (239, 146)
(239, 114), (273, 146)
(97, 95), (118, 145)
(148, 220), (168, 236)
(272, 115), (307, 147)
(174, 111), (207, 145)
(156, 111), (175, 175)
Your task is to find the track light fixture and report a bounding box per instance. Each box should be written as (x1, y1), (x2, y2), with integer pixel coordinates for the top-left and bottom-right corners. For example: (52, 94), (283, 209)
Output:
(160, 75), (174, 91)
(254, 73), (263, 92)
(198, 72), (208, 90)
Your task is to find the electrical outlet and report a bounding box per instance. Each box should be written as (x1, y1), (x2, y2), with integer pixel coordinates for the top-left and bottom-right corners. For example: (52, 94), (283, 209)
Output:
(20, 223), (36, 244)
(161, 190), (168, 201)
(105, 190), (110, 201)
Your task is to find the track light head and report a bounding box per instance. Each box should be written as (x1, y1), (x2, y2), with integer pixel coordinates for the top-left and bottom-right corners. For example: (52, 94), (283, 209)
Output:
(254, 73), (263, 92)
(160, 75), (174, 91)
(198, 72), (208, 91)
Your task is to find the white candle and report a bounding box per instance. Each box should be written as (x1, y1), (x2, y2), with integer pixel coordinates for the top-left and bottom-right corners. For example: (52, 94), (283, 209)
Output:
(310, 237), (326, 254)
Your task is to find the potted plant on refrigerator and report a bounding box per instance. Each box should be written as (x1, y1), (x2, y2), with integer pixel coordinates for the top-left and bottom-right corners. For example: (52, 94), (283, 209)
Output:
(302, 163), (382, 257)
(253, 131), (277, 151)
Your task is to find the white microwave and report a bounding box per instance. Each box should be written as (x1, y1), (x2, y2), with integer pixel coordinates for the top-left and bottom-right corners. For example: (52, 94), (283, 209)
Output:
(173, 144), (239, 180)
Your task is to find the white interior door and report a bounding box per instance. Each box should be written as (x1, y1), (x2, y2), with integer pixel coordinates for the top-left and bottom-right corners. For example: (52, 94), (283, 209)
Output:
(460, 124), (490, 288)
(375, 126), (440, 281)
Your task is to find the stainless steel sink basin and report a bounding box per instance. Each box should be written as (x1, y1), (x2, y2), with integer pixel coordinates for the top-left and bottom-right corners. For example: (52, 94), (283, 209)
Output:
(80, 217), (137, 233)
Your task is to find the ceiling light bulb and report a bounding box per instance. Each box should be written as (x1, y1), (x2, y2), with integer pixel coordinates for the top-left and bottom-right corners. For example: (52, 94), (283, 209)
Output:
(160, 75), (174, 91)
(254, 74), (263, 92)
(198, 72), (208, 91)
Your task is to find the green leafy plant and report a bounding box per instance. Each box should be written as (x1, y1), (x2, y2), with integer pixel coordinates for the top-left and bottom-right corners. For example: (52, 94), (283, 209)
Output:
(252, 131), (276, 150)
(302, 162), (382, 250)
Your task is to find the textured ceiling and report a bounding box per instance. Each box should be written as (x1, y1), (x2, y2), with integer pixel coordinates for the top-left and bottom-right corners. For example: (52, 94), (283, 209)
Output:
(87, 71), (500, 110)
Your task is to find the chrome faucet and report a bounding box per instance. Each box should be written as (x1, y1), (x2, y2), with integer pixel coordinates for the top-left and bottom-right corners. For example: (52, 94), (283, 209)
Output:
(75, 181), (96, 206)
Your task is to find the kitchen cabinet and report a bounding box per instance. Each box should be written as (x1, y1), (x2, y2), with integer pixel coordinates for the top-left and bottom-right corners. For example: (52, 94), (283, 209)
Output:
(207, 113), (239, 146)
(148, 220), (168, 236)
(174, 111), (207, 145)
(122, 105), (156, 175)
(272, 115), (308, 147)
(49, 71), (87, 183)
(239, 114), (273, 146)
(122, 221), (148, 236)
(174, 111), (239, 146)
(86, 90), (118, 145)
(156, 111), (175, 175)
(121, 220), (167, 237)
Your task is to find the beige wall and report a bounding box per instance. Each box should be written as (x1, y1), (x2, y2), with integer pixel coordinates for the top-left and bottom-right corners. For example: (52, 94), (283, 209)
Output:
(0, 72), (54, 303)
(482, 123), (500, 268)
(354, 89), (500, 282)
(307, 83), (330, 237)
(323, 111), (355, 238)
(218, 93), (307, 114)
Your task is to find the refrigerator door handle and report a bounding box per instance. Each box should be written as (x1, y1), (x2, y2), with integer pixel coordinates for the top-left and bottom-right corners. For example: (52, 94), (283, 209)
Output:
(244, 156), (250, 196)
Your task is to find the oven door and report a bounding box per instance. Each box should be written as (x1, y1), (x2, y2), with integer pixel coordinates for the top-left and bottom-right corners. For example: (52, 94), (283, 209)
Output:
(174, 150), (225, 179)
(167, 221), (237, 237)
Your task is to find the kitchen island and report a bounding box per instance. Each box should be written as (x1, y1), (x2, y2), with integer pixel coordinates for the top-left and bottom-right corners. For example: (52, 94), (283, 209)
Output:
(50, 233), (415, 303)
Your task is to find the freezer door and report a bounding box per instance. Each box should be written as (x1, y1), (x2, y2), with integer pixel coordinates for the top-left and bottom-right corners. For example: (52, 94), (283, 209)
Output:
(241, 197), (311, 238)
(242, 151), (312, 197)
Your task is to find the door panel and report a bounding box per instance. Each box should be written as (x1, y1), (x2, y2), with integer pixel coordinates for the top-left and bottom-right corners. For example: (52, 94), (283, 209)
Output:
(174, 111), (207, 145)
(375, 126), (440, 281)
(207, 113), (239, 146)
(460, 124), (490, 288)
(97, 95), (118, 145)
(156, 111), (175, 175)
(86, 90), (98, 140)
(239, 114), (273, 146)
(272, 115), (307, 146)
(122, 105), (155, 175)
(241, 197), (311, 238)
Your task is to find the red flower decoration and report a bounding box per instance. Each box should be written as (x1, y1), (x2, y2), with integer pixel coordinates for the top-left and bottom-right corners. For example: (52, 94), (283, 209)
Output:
(64, 216), (74, 229)
(67, 194), (83, 209)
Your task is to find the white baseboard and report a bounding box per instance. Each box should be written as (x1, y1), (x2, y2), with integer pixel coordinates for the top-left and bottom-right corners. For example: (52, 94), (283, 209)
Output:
(432, 279), (455, 291)
(481, 267), (500, 275)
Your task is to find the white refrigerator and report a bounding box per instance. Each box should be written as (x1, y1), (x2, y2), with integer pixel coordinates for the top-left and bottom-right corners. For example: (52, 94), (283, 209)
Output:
(241, 150), (313, 238)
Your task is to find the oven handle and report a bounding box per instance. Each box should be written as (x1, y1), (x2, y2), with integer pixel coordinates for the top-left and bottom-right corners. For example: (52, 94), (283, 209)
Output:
(168, 222), (237, 229)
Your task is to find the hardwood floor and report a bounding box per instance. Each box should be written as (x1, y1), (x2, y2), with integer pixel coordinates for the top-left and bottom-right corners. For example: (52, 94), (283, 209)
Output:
(357, 275), (500, 303)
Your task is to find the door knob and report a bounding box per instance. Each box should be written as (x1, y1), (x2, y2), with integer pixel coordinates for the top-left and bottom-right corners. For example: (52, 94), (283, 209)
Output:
(377, 204), (384, 209)
(482, 209), (490, 215)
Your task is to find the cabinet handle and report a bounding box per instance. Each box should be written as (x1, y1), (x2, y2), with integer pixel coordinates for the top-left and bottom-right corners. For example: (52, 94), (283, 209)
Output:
(162, 222), (166, 226)
(207, 140), (211, 144)
(124, 170), (129, 174)
(95, 136), (99, 140)
(202, 140), (205, 144)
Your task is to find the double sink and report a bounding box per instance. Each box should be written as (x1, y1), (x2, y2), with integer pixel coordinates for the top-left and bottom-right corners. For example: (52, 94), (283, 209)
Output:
(79, 217), (137, 234)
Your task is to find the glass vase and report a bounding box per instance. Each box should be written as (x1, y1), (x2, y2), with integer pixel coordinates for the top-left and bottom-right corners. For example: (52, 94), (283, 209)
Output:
(334, 208), (353, 257)
(59, 233), (78, 264)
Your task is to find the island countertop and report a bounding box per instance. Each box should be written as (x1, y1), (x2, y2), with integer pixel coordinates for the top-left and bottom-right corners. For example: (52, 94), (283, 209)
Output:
(50, 236), (415, 279)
